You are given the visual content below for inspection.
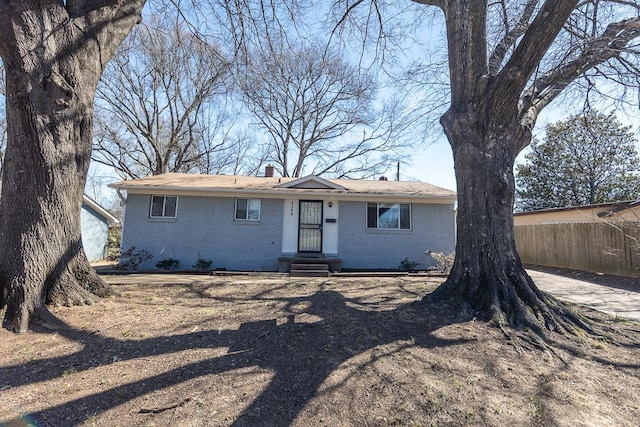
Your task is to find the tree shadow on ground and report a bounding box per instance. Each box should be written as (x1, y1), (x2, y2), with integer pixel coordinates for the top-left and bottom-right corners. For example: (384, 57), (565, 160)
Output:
(0, 285), (474, 426)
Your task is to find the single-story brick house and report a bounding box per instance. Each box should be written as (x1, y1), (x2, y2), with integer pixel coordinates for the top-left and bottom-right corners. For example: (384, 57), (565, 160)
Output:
(110, 171), (456, 272)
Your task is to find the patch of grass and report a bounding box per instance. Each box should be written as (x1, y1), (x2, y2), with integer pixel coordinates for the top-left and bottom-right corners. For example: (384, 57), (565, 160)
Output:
(527, 395), (547, 422)
(450, 377), (464, 393)
(611, 314), (630, 323)
(62, 366), (77, 376)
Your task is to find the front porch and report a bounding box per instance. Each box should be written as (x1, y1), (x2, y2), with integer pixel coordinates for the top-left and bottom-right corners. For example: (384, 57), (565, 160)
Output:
(278, 255), (343, 274)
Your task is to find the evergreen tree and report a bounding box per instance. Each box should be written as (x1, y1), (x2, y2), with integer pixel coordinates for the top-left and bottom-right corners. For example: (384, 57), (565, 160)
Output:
(516, 112), (640, 211)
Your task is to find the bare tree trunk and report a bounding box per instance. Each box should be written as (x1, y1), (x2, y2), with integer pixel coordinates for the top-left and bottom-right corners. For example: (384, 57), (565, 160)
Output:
(0, 51), (115, 333)
(0, 1), (143, 333)
(431, 113), (584, 335)
(415, 0), (604, 337)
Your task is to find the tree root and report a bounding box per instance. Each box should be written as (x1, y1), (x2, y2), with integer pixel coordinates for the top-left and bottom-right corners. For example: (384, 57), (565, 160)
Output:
(2, 253), (119, 333)
(48, 280), (102, 307)
(30, 305), (69, 331)
(47, 259), (118, 306)
(73, 260), (120, 298)
(427, 273), (614, 358)
(139, 397), (192, 414)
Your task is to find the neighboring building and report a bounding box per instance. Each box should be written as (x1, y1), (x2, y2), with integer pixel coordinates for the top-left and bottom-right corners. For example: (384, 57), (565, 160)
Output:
(514, 201), (640, 226)
(110, 172), (457, 272)
(81, 195), (120, 261)
(0, 180), (117, 261)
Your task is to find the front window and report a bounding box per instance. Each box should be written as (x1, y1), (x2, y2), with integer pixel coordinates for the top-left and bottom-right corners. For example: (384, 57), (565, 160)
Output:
(150, 196), (178, 218)
(367, 202), (410, 229)
(235, 198), (261, 221)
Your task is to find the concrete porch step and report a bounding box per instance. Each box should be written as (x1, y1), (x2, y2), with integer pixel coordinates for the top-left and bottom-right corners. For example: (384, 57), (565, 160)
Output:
(290, 263), (330, 271)
(278, 256), (342, 273)
(289, 270), (331, 277)
(290, 263), (330, 277)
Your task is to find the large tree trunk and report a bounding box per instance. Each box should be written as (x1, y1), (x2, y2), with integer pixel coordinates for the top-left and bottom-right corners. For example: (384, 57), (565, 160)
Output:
(420, 0), (592, 337)
(0, 31), (114, 333)
(430, 112), (582, 335)
(0, 1), (144, 333)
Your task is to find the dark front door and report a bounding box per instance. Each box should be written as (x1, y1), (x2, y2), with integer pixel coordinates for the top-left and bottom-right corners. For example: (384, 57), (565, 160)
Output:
(298, 200), (323, 253)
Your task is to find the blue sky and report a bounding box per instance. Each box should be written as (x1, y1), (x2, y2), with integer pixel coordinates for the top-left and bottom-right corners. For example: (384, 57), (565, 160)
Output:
(83, 2), (640, 202)
(405, 107), (640, 192)
(404, 139), (455, 190)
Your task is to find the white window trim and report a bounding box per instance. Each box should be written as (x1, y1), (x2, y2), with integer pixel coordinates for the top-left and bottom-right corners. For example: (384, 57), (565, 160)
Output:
(149, 195), (178, 218)
(235, 198), (262, 221)
(366, 202), (411, 230)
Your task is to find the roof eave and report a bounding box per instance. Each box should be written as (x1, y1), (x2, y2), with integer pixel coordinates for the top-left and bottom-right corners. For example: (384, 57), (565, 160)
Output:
(113, 184), (456, 203)
(82, 195), (120, 224)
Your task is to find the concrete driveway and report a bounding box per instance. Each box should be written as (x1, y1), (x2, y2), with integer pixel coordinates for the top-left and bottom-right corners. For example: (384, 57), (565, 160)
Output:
(528, 269), (640, 322)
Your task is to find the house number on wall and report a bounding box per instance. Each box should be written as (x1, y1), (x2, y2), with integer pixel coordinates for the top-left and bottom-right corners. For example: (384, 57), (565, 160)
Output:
(290, 201), (294, 216)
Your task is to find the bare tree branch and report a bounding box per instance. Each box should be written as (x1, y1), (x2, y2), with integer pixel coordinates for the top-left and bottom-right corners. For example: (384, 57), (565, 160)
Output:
(488, 0), (539, 76)
(411, 0), (444, 10)
(92, 11), (237, 179)
(491, 0), (579, 114)
(521, 16), (640, 129)
(237, 35), (409, 178)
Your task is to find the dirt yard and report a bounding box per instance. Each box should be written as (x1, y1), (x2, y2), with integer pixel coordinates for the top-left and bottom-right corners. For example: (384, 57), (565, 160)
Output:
(1, 275), (639, 426)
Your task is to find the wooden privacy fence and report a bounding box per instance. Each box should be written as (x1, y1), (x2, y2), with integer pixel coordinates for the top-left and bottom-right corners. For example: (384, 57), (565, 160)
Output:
(515, 222), (640, 278)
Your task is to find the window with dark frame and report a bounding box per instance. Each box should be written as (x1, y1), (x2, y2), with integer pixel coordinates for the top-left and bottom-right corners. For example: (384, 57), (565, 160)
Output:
(235, 198), (261, 221)
(150, 195), (178, 218)
(366, 202), (411, 229)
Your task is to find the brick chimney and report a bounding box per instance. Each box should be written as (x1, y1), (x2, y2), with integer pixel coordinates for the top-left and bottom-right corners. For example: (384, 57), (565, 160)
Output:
(265, 164), (274, 177)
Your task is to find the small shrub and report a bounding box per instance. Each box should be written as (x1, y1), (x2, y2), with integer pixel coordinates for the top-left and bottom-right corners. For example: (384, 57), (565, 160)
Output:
(193, 257), (213, 271)
(399, 257), (420, 272)
(426, 251), (455, 273)
(116, 246), (152, 270)
(106, 227), (121, 261)
(156, 258), (180, 270)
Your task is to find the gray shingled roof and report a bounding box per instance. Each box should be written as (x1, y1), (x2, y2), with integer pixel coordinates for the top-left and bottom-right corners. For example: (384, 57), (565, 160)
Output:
(110, 173), (456, 200)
